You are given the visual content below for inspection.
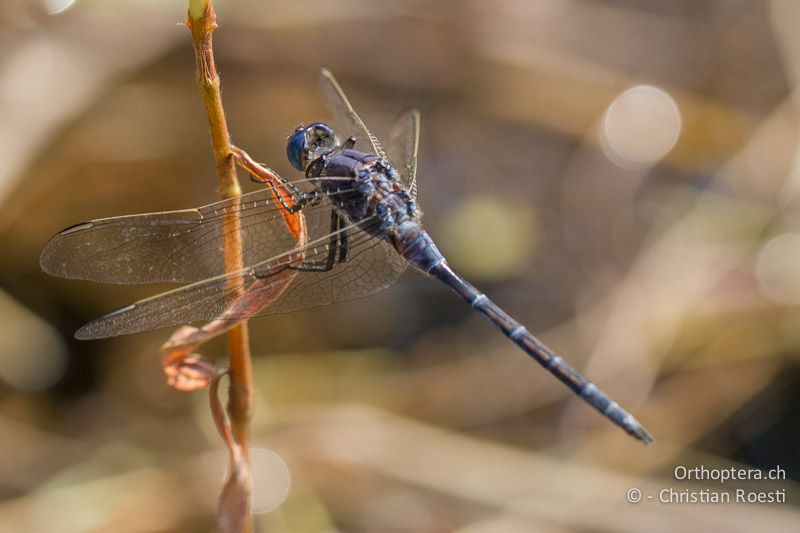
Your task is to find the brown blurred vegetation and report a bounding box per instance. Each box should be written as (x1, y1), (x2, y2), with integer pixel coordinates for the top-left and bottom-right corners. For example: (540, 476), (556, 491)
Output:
(0, 0), (799, 531)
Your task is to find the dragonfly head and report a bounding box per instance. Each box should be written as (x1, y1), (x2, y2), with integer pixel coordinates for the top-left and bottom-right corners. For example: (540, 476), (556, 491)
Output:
(287, 122), (338, 172)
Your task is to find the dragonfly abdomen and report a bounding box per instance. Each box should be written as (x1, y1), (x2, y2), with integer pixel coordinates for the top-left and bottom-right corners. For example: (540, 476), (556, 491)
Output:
(391, 222), (445, 272)
(427, 260), (654, 444)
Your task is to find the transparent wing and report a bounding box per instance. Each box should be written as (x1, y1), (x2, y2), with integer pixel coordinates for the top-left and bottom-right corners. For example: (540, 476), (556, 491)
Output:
(385, 108), (420, 199)
(75, 213), (408, 339)
(319, 68), (388, 159)
(320, 69), (420, 197)
(40, 177), (348, 285)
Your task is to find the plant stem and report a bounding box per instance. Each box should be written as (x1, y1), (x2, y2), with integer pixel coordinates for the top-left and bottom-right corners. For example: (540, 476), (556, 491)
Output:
(186, 2), (253, 530)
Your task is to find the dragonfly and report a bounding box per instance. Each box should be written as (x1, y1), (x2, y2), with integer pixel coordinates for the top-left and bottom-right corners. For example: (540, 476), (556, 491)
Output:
(40, 69), (653, 444)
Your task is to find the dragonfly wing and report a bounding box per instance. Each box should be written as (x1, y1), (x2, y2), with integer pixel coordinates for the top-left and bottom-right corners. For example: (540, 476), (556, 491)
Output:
(40, 183), (337, 285)
(385, 108), (420, 200)
(76, 214), (408, 338)
(266, 222), (407, 315)
(320, 70), (419, 199)
(319, 68), (388, 159)
(76, 264), (265, 339)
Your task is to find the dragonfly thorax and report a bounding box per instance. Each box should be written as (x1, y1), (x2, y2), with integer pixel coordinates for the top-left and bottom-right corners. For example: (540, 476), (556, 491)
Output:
(309, 147), (419, 238)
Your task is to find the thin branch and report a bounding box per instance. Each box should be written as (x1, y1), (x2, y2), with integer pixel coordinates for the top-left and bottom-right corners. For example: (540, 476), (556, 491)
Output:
(186, 1), (253, 531)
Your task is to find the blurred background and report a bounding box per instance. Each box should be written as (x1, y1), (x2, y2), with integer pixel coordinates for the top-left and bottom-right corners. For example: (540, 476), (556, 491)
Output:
(1, 0), (799, 531)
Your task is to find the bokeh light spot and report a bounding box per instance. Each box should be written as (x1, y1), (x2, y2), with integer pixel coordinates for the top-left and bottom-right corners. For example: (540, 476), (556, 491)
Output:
(251, 447), (291, 514)
(601, 84), (682, 168)
(442, 196), (538, 280)
(0, 294), (67, 391)
(756, 233), (800, 304)
(0, 33), (59, 102)
(39, 0), (78, 15)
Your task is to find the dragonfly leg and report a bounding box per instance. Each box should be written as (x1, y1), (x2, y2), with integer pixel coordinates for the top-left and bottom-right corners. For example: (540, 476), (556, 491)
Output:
(342, 136), (357, 149)
(338, 216), (349, 263)
(286, 190), (323, 214)
(290, 211), (347, 272)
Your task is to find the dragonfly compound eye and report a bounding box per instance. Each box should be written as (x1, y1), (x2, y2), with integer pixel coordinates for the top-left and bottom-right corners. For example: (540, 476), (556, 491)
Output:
(286, 126), (307, 171)
(286, 122), (338, 172)
(306, 122), (338, 153)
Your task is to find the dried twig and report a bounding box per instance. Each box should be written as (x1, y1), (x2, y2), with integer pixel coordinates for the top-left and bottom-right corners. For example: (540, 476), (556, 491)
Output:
(186, 1), (252, 530)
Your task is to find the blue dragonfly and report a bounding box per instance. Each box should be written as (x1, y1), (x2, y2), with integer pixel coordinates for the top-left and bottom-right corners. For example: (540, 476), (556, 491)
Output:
(41, 69), (653, 443)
